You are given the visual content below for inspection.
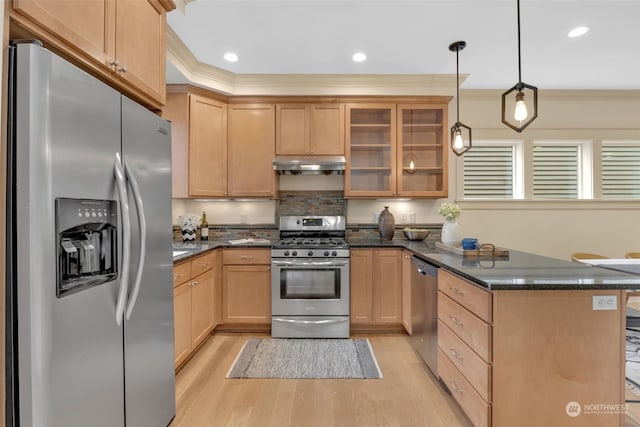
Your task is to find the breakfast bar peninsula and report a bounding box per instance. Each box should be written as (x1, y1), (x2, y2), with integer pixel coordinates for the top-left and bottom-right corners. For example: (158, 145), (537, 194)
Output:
(405, 247), (639, 427)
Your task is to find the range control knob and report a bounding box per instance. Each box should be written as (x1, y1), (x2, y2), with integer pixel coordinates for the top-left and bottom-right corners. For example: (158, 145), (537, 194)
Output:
(307, 251), (314, 257)
(324, 251), (330, 256)
(332, 251), (337, 256)
(284, 251), (290, 257)
(292, 251), (297, 257)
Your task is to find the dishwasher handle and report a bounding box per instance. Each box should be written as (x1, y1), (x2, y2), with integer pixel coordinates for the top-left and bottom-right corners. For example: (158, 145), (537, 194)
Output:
(412, 256), (438, 277)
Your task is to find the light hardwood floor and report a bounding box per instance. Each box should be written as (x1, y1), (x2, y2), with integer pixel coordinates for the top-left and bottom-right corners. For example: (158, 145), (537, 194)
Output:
(173, 332), (640, 427)
(172, 333), (473, 427)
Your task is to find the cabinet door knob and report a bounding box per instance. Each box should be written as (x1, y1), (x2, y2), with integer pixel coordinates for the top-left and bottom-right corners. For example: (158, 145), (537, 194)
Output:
(108, 59), (119, 67)
(450, 380), (463, 394)
(118, 66), (128, 74)
(201, 262), (209, 267)
(192, 280), (199, 286)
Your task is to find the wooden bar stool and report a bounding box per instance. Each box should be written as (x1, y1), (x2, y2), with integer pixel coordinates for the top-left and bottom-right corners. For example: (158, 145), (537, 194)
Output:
(626, 252), (640, 259)
(570, 252), (609, 262)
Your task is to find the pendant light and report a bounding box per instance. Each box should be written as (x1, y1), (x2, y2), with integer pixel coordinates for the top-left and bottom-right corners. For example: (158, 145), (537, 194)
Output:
(404, 109), (417, 174)
(501, 0), (538, 132)
(449, 41), (471, 156)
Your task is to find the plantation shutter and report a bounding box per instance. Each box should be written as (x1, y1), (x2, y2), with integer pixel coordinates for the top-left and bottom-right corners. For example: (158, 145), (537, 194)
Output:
(532, 145), (578, 199)
(463, 146), (513, 199)
(601, 144), (640, 199)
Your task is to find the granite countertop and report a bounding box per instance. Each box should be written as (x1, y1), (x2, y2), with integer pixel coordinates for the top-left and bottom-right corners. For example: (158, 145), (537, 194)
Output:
(172, 238), (274, 263)
(173, 236), (640, 290)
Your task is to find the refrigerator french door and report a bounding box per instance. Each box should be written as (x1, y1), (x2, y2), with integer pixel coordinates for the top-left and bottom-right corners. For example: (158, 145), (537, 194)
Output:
(6, 41), (175, 427)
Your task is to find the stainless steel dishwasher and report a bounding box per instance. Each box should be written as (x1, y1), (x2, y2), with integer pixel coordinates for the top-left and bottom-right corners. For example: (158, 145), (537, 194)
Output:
(410, 256), (439, 375)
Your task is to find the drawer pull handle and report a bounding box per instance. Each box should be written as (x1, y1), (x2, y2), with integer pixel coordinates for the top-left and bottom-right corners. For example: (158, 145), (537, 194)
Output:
(201, 262), (209, 267)
(174, 274), (183, 279)
(240, 256), (254, 260)
(449, 315), (464, 327)
(450, 286), (464, 296)
(450, 380), (463, 394)
(449, 348), (463, 361)
(192, 280), (199, 286)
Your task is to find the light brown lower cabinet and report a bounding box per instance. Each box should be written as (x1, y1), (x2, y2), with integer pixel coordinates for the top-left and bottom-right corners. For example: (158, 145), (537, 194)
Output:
(350, 248), (402, 327)
(173, 250), (218, 369)
(438, 268), (626, 427)
(222, 249), (271, 325)
(401, 250), (412, 335)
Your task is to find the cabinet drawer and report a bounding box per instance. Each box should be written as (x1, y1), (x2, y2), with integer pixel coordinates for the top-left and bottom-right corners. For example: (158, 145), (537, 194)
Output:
(191, 251), (216, 277)
(173, 262), (191, 287)
(438, 349), (491, 427)
(439, 269), (491, 323)
(438, 320), (491, 402)
(438, 292), (492, 363)
(223, 249), (271, 265)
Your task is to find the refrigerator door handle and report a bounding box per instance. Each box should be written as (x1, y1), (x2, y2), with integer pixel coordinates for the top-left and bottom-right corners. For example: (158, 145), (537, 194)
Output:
(124, 157), (146, 320)
(114, 153), (131, 326)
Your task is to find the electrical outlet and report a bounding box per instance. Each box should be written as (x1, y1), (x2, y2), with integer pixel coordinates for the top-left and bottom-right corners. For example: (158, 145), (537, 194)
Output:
(372, 212), (379, 223)
(400, 213), (408, 224)
(592, 295), (617, 310)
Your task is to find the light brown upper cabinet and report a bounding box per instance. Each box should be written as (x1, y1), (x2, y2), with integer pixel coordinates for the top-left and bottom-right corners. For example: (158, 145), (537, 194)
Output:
(396, 104), (448, 197)
(111, 0), (167, 105)
(345, 103), (397, 197)
(12, 0), (171, 108)
(276, 103), (345, 155)
(345, 102), (449, 198)
(164, 91), (228, 198)
(227, 104), (277, 198)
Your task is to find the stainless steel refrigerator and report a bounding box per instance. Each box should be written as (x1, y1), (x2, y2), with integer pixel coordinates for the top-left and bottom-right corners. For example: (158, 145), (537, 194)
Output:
(6, 41), (175, 427)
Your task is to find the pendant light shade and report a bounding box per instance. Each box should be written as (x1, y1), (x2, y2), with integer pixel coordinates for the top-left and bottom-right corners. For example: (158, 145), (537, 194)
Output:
(449, 41), (471, 156)
(501, 0), (538, 132)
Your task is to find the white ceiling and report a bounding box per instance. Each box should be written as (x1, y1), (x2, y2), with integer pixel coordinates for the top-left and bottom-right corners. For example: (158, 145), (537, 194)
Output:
(166, 0), (640, 91)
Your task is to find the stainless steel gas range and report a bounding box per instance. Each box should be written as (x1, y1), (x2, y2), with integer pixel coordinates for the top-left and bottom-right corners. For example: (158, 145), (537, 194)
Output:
(271, 215), (350, 338)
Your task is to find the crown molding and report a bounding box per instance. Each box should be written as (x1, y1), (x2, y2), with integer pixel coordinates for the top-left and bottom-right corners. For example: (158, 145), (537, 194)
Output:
(166, 26), (461, 96)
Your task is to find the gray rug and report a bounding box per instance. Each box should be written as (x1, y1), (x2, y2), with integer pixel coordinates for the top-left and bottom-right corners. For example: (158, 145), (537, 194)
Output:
(226, 338), (382, 379)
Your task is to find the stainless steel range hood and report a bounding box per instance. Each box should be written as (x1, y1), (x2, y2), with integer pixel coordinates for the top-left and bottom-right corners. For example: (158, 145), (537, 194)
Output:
(273, 155), (346, 175)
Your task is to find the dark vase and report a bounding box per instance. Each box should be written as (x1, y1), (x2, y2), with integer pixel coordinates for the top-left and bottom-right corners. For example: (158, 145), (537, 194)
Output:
(378, 206), (395, 240)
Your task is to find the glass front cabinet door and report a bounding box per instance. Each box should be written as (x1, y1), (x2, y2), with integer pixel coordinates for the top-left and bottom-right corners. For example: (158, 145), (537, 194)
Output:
(345, 102), (448, 198)
(345, 104), (397, 197)
(397, 104), (448, 197)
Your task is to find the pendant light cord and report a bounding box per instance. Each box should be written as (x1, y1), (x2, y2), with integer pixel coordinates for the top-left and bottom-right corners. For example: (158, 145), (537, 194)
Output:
(517, 0), (522, 84)
(456, 47), (460, 121)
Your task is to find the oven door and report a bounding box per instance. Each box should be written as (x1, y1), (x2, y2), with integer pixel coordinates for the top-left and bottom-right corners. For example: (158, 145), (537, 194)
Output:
(271, 258), (349, 316)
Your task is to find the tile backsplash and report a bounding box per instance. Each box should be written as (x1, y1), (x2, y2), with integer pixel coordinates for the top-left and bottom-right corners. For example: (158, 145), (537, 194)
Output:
(277, 191), (345, 217)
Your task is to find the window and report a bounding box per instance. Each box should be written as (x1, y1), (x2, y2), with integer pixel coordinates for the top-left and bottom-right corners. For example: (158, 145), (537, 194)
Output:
(460, 139), (640, 201)
(463, 145), (515, 199)
(601, 142), (640, 199)
(532, 144), (579, 199)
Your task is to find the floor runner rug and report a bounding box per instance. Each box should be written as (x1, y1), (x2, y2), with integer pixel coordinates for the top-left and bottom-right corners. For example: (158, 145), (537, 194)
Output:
(226, 338), (382, 379)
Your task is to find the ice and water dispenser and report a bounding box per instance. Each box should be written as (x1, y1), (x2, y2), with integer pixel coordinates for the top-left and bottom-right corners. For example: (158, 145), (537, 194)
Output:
(55, 198), (118, 297)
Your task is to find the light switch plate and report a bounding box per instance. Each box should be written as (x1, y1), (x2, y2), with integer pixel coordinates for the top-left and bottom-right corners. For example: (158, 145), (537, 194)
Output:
(592, 295), (617, 310)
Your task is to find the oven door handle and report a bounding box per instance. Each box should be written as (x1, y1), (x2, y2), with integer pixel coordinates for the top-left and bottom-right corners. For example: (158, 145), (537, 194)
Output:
(272, 259), (349, 267)
(272, 317), (349, 325)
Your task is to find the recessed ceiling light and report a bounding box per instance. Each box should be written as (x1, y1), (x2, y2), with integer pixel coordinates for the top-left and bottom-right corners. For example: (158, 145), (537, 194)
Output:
(224, 52), (239, 62)
(352, 52), (367, 62)
(568, 26), (589, 38)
